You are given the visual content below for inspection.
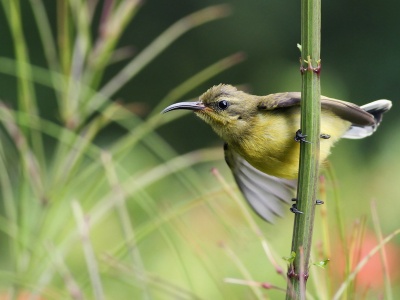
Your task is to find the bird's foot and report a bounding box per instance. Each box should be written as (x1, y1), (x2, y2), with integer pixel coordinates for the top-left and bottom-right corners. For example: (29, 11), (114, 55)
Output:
(294, 129), (311, 143)
(290, 198), (304, 214)
(290, 199), (324, 214)
(290, 204), (303, 214)
(295, 130), (331, 143)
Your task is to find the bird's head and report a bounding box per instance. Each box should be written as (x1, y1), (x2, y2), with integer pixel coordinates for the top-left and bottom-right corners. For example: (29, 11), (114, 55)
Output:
(162, 84), (259, 141)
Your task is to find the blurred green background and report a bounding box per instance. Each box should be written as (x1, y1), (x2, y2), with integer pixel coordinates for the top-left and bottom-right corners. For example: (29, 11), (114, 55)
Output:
(0, 0), (399, 299)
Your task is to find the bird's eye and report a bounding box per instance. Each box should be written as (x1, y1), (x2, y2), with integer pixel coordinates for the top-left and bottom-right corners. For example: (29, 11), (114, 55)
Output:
(218, 100), (230, 110)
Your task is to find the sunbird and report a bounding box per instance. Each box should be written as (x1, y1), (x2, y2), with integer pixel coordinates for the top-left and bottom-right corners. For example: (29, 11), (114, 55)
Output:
(162, 84), (392, 222)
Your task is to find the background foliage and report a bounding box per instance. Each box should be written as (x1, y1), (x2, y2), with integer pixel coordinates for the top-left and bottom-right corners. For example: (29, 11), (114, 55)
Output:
(0, 0), (398, 299)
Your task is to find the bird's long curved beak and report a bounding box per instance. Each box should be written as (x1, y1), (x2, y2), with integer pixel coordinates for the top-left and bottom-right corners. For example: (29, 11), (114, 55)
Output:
(162, 101), (205, 113)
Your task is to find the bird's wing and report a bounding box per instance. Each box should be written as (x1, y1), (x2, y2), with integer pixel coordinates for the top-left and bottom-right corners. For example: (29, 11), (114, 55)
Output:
(258, 92), (376, 126)
(224, 144), (296, 222)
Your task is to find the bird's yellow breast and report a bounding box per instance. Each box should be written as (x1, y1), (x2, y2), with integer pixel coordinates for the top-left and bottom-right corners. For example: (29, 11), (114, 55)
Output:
(230, 107), (351, 179)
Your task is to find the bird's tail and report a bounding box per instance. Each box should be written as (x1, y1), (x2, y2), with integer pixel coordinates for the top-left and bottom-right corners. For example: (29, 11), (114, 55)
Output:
(342, 99), (392, 139)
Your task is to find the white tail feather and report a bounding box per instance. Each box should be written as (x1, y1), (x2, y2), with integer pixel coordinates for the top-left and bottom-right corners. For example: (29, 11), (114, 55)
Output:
(343, 99), (392, 139)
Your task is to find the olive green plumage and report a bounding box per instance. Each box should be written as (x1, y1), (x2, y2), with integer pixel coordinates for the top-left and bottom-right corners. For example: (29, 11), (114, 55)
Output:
(163, 84), (392, 221)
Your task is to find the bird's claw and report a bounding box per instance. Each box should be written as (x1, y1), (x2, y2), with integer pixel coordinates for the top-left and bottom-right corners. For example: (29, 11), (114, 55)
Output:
(294, 129), (311, 143)
(290, 204), (303, 214)
(290, 199), (303, 214)
(289, 198), (323, 214)
(295, 130), (331, 143)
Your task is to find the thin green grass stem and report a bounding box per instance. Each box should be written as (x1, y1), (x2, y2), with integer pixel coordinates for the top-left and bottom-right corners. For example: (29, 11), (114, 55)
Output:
(371, 201), (393, 300)
(87, 5), (231, 114)
(72, 200), (105, 300)
(1, 0), (46, 169)
(333, 229), (400, 300)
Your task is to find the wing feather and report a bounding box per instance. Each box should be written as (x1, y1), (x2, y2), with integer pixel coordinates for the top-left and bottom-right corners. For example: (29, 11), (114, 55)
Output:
(224, 144), (296, 222)
(258, 92), (376, 126)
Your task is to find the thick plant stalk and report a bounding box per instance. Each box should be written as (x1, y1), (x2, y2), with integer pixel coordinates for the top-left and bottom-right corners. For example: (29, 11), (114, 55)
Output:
(286, 0), (321, 298)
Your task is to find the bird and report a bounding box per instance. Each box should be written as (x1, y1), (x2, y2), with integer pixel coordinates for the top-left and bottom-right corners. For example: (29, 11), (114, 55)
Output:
(162, 84), (392, 222)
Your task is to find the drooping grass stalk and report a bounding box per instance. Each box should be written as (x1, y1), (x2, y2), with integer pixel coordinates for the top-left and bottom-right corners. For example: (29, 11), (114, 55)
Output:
(29, 0), (65, 115)
(52, 53), (241, 184)
(83, 0), (141, 92)
(29, 0), (60, 72)
(50, 4), (232, 183)
(107, 52), (243, 158)
(72, 200), (105, 300)
(45, 243), (83, 299)
(325, 163), (349, 271)
(100, 151), (150, 299)
(63, 0), (92, 128)
(212, 167), (291, 292)
(349, 216), (367, 298)
(1, 0), (46, 167)
(332, 228), (400, 300)
(101, 254), (205, 299)
(89, 148), (222, 223)
(371, 201), (393, 300)
(221, 244), (265, 299)
(149, 52), (245, 117)
(1, 0), (37, 116)
(87, 5), (231, 114)
(0, 2), (251, 298)
(286, 0), (321, 298)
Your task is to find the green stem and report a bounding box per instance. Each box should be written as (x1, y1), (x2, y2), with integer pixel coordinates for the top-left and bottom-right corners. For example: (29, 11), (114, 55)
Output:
(286, 0), (321, 298)
(87, 5), (231, 114)
(1, 0), (46, 168)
